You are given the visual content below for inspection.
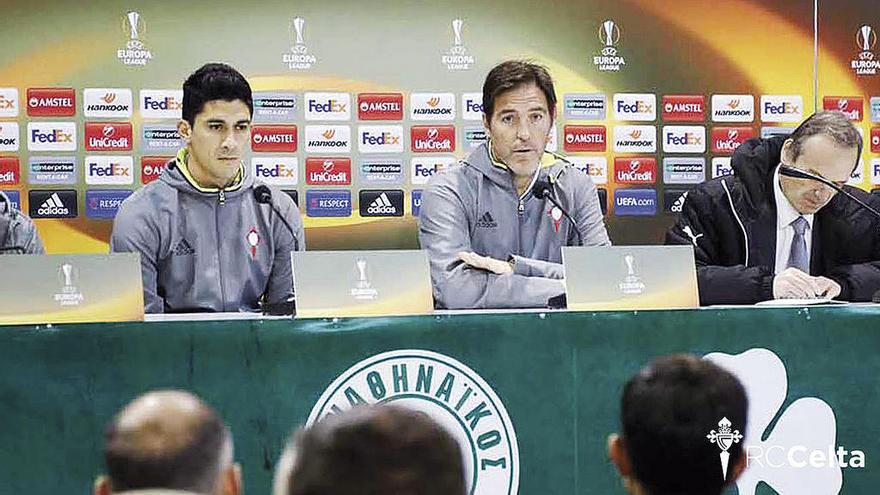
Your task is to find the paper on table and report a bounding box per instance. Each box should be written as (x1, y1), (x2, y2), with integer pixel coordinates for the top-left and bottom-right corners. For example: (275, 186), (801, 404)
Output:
(755, 298), (849, 307)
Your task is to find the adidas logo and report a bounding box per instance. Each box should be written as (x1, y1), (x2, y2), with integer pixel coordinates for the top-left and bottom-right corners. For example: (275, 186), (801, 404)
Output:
(366, 192), (396, 215)
(476, 211), (498, 229)
(173, 238), (195, 256)
(37, 193), (69, 216)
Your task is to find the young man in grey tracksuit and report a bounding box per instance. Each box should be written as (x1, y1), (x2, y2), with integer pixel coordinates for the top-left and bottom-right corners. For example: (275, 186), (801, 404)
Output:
(419, 61), (610, 309)
(111, 64), (304, 313)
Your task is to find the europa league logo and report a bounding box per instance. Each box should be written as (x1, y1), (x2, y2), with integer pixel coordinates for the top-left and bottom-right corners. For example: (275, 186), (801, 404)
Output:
(857, 25), (877, 60)
(124, 11), (145, 50)
(618, 254), (646, 295)
(291, 17), (307, 54)
(60, 263), (77, 294)
(450, 18), (466, 55)
(356, 258), (369, 289)
(599, 19), (620, 56)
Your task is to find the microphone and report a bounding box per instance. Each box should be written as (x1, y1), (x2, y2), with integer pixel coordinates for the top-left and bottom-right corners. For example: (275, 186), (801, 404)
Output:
(778, 165), (880, 220)
(253, 184), (298, 316)
(778, 164), (880, 302)
(532, 179), (583, 246)
(0, 246), (25, 254)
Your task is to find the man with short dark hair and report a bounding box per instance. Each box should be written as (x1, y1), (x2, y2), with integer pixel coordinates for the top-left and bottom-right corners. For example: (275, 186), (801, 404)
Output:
(273, 405), (466, 495)
(419, 60), (610, 309)
(0, 190), (43, 254)
(608, 354), (748, 495)
(111, 63), (304, 313)
(667, 110), (880, 304)
(94, 390), (240, 495)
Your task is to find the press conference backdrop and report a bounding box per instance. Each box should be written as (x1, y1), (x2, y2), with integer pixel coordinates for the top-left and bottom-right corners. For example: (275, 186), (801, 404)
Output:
(0, 0), (878, 253)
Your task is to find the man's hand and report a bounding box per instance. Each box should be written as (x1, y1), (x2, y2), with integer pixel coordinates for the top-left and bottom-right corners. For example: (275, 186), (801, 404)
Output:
(773, 268), (840, 299)
(457, 252), (513, 275)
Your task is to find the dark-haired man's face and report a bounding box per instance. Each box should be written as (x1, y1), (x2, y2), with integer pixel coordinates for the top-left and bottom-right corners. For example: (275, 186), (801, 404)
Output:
(178, 99), (251, 188)
(780, 134), (858, 214)
(483, 83), (553, 178)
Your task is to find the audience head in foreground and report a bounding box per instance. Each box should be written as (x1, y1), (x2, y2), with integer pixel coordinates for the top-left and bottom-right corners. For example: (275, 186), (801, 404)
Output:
(274, 404), (466, 495)
(608, 354), (749, 495)
(95, 390), (240, 495)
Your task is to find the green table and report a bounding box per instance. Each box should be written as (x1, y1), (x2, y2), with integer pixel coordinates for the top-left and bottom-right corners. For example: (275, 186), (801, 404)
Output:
(1, 306), (878, 494)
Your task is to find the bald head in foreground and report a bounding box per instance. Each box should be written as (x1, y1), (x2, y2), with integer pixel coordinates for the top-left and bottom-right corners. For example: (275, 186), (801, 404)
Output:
(274, 404), (466, 495)
(95, 390), (240, 495)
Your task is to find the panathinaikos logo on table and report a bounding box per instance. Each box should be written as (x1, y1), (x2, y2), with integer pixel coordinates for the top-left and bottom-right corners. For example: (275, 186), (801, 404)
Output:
(307, 349), (519, 495)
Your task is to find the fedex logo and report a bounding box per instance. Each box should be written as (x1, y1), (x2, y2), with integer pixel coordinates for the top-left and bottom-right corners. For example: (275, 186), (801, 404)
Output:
(305, 92), (351, 121)
(712, 157), (734, 178)
(567, 156), (607, 185)
(0, 122), (19, 152)
(0, 88), (19, 117)
(141, 157), (170, 184)
(306, 157), (351, 185)
(85, 156), (134, 185)
(662, 95), (705, 122)
(823, 96), (863, 122)
(27, 88), (76, 116)
(711, 126), (755, 154)
(251, 125), (298, 152)
(0, 157), (19, 186)
(252, 157), (299, 186)
(614, 157), (657, 184)
(613, 93), (656, 121)
(411, 125), (455, 153)
(140, 90), (183, 118)
(563, 125), (606, 152)
(871, 158), (880, 185)
(662, 126), (706, 153)
(358, 125), (404, 153)
(760, 95), (803, 122)
(27, 122), (76, 151)
(462, 92), (483, 120)
(712, 94), (755, 122)
(357, 93), (403, 120)
(84, 122), (133, 151)
(411, 156), (456, 185)
(411, 93), (455, 121)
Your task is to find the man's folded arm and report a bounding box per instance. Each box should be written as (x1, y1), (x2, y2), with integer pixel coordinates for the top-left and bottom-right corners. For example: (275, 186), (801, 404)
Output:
(419, 182), (564, 309)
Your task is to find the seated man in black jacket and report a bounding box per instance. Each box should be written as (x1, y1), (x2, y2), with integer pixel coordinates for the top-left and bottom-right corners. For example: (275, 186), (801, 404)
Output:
(667, 110), (880, 305)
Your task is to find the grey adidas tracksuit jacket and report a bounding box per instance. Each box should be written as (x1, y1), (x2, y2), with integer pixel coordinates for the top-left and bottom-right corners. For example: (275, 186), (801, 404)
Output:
(110, 156), (305, 313)
(418, 143), (610, 309)
(0, 191), (44, 254)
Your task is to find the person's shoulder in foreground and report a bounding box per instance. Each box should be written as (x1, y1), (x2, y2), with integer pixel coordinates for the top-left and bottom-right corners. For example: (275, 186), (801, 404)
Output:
(0, 190), (44, 254)
(608, 354), (748, 495)
(273, 404), (466, 495)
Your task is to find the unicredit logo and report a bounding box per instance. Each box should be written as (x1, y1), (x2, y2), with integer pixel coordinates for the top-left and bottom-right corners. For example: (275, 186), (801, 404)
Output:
(411, 125), (455, 152)
(711, 126), (755, 154)
(306, 157), (351, 185)
(614, 157), (656, 184)
(823, 96), (863, 121)
(85, 122), (132, 151)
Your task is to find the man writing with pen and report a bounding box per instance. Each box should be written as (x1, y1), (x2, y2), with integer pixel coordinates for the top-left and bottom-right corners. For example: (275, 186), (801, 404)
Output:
(418, 60), (611, 309)
(667, 110), (880, 305)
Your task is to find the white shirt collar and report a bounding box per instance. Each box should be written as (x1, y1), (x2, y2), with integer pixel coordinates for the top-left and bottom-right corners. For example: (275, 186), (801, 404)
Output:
(773, 164), (814, 231)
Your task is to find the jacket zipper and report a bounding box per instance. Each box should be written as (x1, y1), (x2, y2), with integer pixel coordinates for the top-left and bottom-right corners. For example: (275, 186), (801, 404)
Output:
(219, 188), (226, 205)
(215, 195), (226, 310)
